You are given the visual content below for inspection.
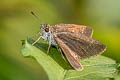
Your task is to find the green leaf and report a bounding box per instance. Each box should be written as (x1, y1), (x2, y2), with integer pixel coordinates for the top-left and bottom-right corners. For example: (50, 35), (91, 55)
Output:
(21, 38), (119, 80)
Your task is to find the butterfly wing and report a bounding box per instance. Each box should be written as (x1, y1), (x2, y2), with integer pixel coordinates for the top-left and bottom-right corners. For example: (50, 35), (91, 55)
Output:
(53, 32), (106, 70)
(52, 24), (93, 37)
(54, 33), (83, 71)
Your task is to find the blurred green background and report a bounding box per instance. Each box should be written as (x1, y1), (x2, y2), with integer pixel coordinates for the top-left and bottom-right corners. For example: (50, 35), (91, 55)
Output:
(0, 0), (120, 80)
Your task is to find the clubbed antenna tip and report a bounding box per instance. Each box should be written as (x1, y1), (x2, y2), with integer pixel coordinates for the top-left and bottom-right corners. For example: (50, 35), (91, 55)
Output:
(30, 11), (39, 19)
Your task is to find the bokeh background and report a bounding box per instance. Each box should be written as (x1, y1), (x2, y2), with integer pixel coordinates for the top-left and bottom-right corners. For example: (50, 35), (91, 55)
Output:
(0, 0), (120, 80)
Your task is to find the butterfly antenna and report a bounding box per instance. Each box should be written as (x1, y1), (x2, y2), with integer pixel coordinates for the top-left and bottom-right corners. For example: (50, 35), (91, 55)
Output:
(30, 11), (39, 20)
(30, 11), (44, 25)
(30, 11), (42, 40)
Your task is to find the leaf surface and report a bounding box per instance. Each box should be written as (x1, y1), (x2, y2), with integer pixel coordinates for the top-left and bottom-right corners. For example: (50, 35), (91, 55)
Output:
(21, 38), (119, 80)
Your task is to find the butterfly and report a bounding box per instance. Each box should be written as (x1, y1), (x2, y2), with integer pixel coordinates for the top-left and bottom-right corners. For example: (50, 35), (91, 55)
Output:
(32, 24), (106, 71)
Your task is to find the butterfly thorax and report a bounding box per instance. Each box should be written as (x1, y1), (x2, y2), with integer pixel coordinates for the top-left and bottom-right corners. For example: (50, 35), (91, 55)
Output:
(41, 30), (57, 46)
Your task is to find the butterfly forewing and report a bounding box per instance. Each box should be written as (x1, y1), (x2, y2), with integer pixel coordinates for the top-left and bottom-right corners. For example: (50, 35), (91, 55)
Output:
(51, 24), (93, 37)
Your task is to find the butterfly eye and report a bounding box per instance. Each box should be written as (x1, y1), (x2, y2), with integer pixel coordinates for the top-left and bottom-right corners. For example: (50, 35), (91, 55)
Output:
(45, 27), (49, 32)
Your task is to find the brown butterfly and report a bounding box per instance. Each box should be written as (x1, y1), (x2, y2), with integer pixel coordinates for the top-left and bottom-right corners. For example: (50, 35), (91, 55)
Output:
(32, 24), (106, 71)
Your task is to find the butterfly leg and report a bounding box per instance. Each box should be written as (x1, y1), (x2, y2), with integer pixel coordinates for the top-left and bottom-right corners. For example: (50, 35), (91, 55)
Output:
(56, 46), (66, 61)
(47, 41), (51, 54)
(35, 32), (41, 37)
(31, 32), (42, 39)
(32, 36), (42, 45)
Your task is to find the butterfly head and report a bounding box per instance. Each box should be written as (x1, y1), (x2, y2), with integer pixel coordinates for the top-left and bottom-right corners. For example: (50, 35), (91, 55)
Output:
(40, 24), (50, 32)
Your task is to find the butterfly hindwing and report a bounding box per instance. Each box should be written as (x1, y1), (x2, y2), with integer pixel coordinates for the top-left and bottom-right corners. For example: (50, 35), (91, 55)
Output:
(54, 32), (106, 60)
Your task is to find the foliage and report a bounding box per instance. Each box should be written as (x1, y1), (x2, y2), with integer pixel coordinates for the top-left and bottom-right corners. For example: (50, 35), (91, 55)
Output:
(21, 38), (119, 80)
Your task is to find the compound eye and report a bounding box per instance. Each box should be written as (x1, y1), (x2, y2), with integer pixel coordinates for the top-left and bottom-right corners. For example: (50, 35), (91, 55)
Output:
(45, 27), (49, 32)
